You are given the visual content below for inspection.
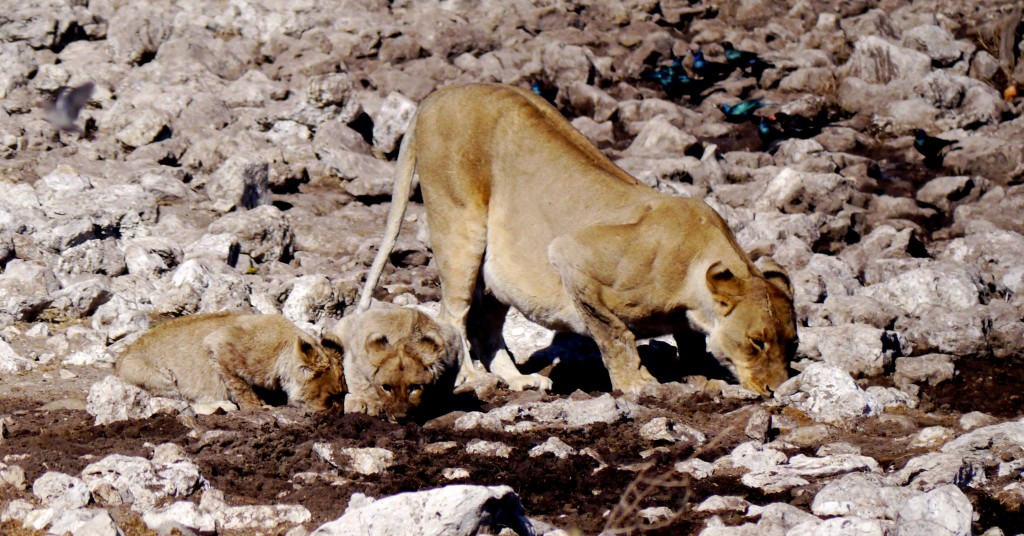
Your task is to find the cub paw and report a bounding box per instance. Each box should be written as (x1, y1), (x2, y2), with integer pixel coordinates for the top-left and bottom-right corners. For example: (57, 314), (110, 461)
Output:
(505, 373), (553, 392)
(344, 394), (383, 417)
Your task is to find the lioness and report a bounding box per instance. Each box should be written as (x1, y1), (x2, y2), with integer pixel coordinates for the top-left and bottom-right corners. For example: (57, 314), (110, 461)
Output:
(116, 313), (346, 411)
(357, 83), (796, 395)
(326, 304), (461, 421)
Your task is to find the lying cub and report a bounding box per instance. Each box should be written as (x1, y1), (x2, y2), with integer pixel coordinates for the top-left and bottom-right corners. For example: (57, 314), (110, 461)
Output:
(326, 304), (461, 421)
(116, 313), (346, 411)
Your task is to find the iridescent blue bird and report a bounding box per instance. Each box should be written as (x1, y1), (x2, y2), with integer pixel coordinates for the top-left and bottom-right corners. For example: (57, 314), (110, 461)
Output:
(722, 42), (773, 77)
(913, 129), (958, 168)
(530, 80), (557, 104)
(719, 98), (768, 123)
(643, 58), (709, 99)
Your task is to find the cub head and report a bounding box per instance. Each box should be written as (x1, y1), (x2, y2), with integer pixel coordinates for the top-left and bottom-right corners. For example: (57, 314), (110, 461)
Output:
(292, 335), (346, 412)
(704, 259), (797, 396)
(333, 307), (461, 422)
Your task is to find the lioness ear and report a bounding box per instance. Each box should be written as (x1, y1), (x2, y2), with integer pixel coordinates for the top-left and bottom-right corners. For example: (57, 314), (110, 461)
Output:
(756, 257), (793, 300)
(706, 261), (743, 300)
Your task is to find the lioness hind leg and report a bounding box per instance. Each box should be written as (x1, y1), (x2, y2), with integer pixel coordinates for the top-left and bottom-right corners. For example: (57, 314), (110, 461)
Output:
(467, 289), (553, 392)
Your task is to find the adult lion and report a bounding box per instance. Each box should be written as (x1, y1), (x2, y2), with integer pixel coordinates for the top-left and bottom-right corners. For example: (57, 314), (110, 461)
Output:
(357, 83), (796, 395)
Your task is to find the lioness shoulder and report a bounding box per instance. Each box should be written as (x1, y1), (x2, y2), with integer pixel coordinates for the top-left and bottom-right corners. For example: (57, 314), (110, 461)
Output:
(356, 83), (797, 396)
(116, 312), (345, 411)
(326, 304), (461, 421)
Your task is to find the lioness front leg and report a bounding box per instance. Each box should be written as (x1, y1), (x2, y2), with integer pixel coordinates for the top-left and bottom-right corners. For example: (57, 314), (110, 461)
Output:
(467, 288), (553, 392)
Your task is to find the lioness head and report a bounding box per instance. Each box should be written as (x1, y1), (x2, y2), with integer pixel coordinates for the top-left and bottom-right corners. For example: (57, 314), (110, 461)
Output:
(332, 307), (461, 422)
(704, 259), (796, 396)
(292, 336), (346, 412)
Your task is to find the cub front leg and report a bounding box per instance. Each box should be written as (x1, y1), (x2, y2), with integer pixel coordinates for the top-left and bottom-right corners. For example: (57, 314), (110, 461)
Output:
(204, 328), (263, 409)
(549, 236), (655, 394)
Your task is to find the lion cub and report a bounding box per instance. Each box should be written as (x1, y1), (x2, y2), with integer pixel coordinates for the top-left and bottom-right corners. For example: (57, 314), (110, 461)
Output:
(326, 304), (461, 421)
(116, 313), (346, 411)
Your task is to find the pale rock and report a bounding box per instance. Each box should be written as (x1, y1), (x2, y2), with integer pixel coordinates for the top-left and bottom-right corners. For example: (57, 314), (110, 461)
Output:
(812, 472), (918, 519)
(902, 25), (963, 66)
(528, 437), (577, 459)
(744, 408), (771, 442)
(442, 468), (470, 480)
(702, 503), (821, 536)
(637, 506), (675, 524)
(201, 489), (311, 532)
(894, 354), (955, 387)
(64, 340), (115, 367)
(758, 168), (855, 215)
(916, 176), (987, 213)
(864, 386), (918, 410)
(859, 263), (982, 314)
(122, 237), (182, 277)
(675, 458), (714, 480)
(454, 393), (639, 432)
(774, 363), (880, 424)
(939, 230), (1024, 283)
(786, 516), (893, 536)
(625, 116), (698, 157)
(696, 495), (750, 513)
(839, 36), (931, 84)
(86, 375), (190, 425)
(326, 151), (396, 198)
(466, 439), (513, 458)
(0, 462), (26, 490)
(791, 254), (859, 306)
(563, 82), (617, 123)
(895, 485), (973, 536)
(796, 324), (902, 377)
(107, 4), (171, 64)
(282, 275), (341, 325)
(813, 295), (901, 330)
(0, 260), (57, 320)
(311, 486), (533, 536)
(639, 417), (707, 445)
(0, 499), (33, 523)
(893, 452), (986, 491)
(373, 92), (417, 153)
(958, 412), (996, 431)
(81, 453), (203, 512)
(208, 205), (294, 263)
(741, 452), (880, 493)
(184, 233), (241, 265)
(116, 107), (171, 148)
(540, 42), (591, 88)
(32, 471), (91, 510)
(313, 443), (396, 475)
(47, 507), (120, 536)
(910, 426), (955, 449)
(142, 501), (217, 535)
(207, 157), (271, 213)
(895, 304), (988, 356)
(0, 338), (36, 373)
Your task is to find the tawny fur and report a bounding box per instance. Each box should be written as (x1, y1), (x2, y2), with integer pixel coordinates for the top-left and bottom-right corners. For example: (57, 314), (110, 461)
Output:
(326, 304), (460, 421)
(358, 83), (796, 395)
(116, 313), (346, 411)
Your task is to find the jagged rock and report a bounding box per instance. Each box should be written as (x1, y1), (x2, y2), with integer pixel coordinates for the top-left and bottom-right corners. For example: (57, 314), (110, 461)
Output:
(0, 338), (36, 373)
(774, 363), (880, 424)
(206, 156), (271, 213)
(373, 92), (417, 154)
(812, 472), (918, 519)
(142, 501), (217, 535)
(282, 275), (342, 325)
(37, 507), (120, 536)
(860, 262), (982, 314)
(757, 168), (856, 215)
(466, 439), (513, 458)
(811, 295), (901, 329)
(895, 485), (973, 536)
(207, 205), (294, 263)
(313, 443), (396, 475)
(311, 486), (534, 536)
(200, 489), (311, 532)
(32, 471), (91, 510)
(696, 495), (750, 514)
(639, 417), (707, 445)
(81, 451), (202, 513)
(702, 503), (821, 536)
(528, 437), (577, 459)
(86, 375), (190, 425)
(786, 516), (894, 536)
(453, 393), (640, 432)
(959, 412), (997, 431)
(895, 304), (988, 356)
(107, 4), (171, 65)
(152, 259), (251, 314)
(625, 116), (698, 157)
(0, 462), (26, 490)
(839, 35), (931, 84)
(0, 260), (58, 320)
(910, 426), (955, 448)
(796, 324), (904, 377)
(740, 451), (880, 493)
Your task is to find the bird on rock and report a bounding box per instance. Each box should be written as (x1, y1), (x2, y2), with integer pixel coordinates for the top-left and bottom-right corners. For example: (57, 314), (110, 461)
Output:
(722, 42), (773, 77)
(719, 98), (768, 123)
(913, 129), (958, 168)
(42, 81), (94, 133)
(693, 50), (735, 82)
(530, 80), (557, 104)
(769, 112), (830, 139)
(643, 59), (710, 99)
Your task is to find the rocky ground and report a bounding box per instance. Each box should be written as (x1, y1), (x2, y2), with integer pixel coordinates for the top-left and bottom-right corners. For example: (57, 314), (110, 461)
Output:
(1, 0), (1024, 534)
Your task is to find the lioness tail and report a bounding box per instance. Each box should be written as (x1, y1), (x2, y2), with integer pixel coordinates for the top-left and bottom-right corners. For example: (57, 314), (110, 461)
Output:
(356, 114), (419, 314)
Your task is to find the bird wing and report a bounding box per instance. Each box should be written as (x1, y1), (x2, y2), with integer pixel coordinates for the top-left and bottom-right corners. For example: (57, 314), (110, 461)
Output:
(64, 82), (96, 114)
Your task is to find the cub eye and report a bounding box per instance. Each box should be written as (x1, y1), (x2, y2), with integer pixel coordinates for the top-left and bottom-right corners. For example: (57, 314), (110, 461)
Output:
(381, 384), (393, 393)
(751, 339), (766, 352)
(408, 384), (423, 394)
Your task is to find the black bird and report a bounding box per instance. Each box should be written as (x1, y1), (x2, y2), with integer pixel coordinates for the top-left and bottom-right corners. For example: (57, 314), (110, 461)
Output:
(530, 80), (557, 104)
(42, 81), (94, 133)
(722, 42), (773, 77)
(719, 98), (767, 123)
(693, 50), (735, 82)
(913, 129), (958, 167)
(770, 112), (828, 139)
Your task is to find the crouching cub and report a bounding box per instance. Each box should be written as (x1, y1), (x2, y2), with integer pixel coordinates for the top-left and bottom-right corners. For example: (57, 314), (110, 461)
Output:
(117, 313), (346, 411)
(326, 305), (461, 421)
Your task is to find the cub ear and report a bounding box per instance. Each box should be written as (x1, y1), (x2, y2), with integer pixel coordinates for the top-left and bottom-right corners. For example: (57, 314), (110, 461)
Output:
(756, 257), (793, 300)
(706, 261), (744, 300)
(415, 332), (446, 366)
(295, 338), (328, 370)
